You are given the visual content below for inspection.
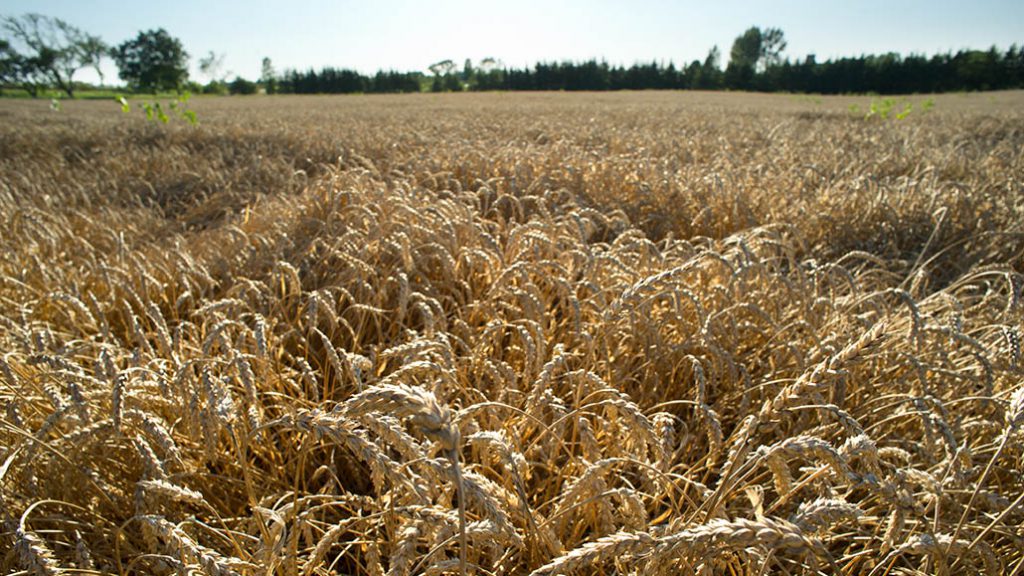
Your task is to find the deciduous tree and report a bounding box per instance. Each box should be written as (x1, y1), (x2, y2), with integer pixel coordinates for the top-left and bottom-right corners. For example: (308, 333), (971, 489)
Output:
(729, 26), (787, 73)
(1, 13), (105, 97)
(112, 28), (188, 93)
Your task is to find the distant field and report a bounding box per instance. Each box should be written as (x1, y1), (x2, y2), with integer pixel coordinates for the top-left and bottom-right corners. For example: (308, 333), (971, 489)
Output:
(1, 91), (1022, 575)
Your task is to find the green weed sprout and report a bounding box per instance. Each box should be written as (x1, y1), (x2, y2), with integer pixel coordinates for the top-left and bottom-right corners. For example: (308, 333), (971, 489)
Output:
(116, 92), (197, 125)
(865, 97), (917, 121)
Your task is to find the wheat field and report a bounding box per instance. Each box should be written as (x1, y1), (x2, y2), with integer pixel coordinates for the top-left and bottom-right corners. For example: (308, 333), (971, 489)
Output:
(1, 91), (1022, 575)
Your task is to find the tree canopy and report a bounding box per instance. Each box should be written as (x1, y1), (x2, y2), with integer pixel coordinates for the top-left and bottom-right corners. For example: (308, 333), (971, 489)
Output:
(726, 26), (787, 89)
(198, 51), (227, 83)
(729, 27), (762, 70)
(111, 28), (188, 93)
(0, 13), (106, 97)
(729, 26), (787, 71)
(0, 38), (18, 86)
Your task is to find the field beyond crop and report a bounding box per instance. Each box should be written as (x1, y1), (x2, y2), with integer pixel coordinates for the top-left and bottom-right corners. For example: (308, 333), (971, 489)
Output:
(1, 91), (1022, 575)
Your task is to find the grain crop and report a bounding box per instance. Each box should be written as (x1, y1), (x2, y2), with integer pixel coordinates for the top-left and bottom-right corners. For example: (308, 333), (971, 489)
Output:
(1, 90), (1022, 574)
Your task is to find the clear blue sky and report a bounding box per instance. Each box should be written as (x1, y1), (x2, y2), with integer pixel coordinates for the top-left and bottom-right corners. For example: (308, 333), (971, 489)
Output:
(3, 0), (1022, 84)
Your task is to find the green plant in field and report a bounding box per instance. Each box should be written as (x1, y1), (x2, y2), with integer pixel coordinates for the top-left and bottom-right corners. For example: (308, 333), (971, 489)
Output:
(116, 92), (196, 124)
(863, 97), (926, 121)
(865, 98), (896, 120)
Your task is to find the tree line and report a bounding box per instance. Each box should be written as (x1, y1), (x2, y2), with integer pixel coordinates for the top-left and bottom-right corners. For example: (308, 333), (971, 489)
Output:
(2, 15), (1022, 97)
(279, 47), (1024, 95)
(278, 68), (423, 94)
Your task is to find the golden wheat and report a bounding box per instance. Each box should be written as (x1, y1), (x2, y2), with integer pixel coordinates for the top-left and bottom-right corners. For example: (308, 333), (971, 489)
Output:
(0, 91), (1022, 575)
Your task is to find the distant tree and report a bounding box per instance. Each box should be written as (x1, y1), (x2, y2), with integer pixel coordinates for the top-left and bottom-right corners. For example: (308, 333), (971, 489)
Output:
(699, 46), (722, 89)
(729, 27), (762, 71)
(729, 26), (786, 72)
(798, 54), (818, 92)
(759, 27), (787, 70)
(684, 59), (702, 89)
(429, 59), (456, 77)
(664, 62), (679, 89)
(199, 51), (226, 81)
(229, 75), (257, 95)
(704, 46), (721, 71)
(1, 13), (105, 97)
(473, 57), (504, 90)
(198, 51), (228, 94)
(428, 59), (459, 91)
(953, 47), (1002, 91)
(444, 73), (462, 91)
(201, 80), (228, 95)
(261, 56), (277, 94)
(727, 26), (786, 89)
(0, 38), (20, 92)
(478, 57), (499, 73)
(112, 29), (188, 92)
(1007, 44), (1023, 87)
